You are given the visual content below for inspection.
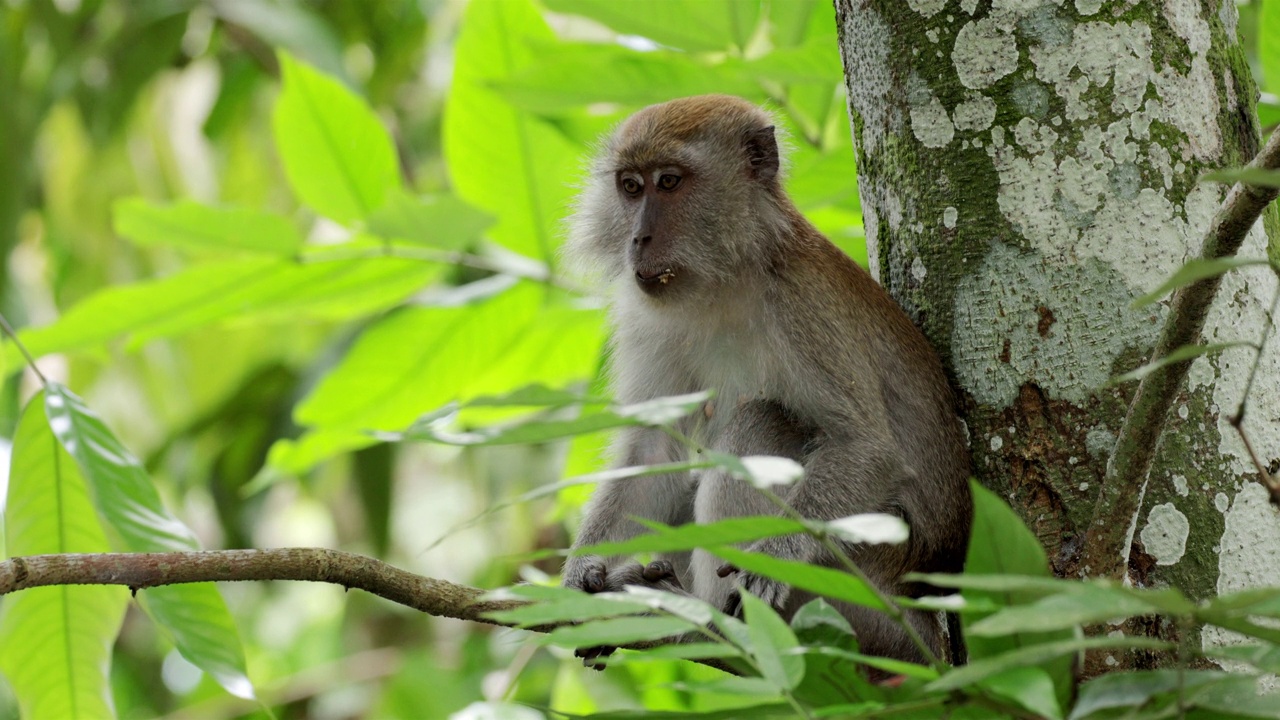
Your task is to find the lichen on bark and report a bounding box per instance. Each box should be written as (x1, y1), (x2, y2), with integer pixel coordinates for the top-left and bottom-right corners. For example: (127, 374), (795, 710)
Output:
(835, 0), (1280, 665)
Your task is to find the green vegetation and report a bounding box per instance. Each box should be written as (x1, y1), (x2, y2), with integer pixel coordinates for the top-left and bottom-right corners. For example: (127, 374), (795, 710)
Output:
(1, 0), (1279, 717)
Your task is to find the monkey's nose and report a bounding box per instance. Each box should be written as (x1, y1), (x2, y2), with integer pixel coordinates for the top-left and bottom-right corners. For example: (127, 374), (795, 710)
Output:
(633, 235), (651, 246)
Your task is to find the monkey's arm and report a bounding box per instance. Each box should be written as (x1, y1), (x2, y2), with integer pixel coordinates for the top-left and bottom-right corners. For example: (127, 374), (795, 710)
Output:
(562, 427), (696, 593)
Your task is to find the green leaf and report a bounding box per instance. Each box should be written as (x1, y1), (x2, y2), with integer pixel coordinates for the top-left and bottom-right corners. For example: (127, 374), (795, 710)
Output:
(620, 586), (718, 627)
(739, 591), (805, 691)
(967, 585), (1160, 637)
(544, 0), (760, 51)
(273, 52), (400, 223)
(43, 384), (254, 699)
(45, 385), (200, 552)
(906, 573), (1073, 595)
(620, 642), (744, 661)
(979, 667), (1063, 720)
(547, 616), (694, 647)
(1133, 257), (1270, 308)
(574, 517), (808, 557)
(1199, 613), (1280, 645)
(296, 281), (603, 435)
(211, 0), (346, 80)
(1202, 167), (1280, 188)
(366, 190), (494, 250)
(0, 396), (128, 719)
(925, 636), (1173, 693)
(445, 0), (578, 260)
(794, 646), (936, 681)
(711, 547), (887, 611)
(113, 198), (303, 255)
(961, 481), (1073, 703)
(1109, 343), (1252, 385)
(393, 391), (706, 447)
(1069, 670), (1234, 720)
(466, 384), (609, 408)
(1184, 675), (1280, 719)
(484, 595), (651, 626)
(8, 252), (437, 364)
(492, 43), (761, 113)
(786, 148), (859, 210)
(1200, 644), (1280, 674)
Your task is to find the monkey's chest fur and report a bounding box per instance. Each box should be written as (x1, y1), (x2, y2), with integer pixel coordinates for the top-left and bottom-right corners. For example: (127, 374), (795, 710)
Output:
(614, 289), (805, 440)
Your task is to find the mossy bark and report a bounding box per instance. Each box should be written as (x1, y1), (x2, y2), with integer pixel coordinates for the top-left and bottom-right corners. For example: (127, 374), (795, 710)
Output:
(835, 0), (1280, 670)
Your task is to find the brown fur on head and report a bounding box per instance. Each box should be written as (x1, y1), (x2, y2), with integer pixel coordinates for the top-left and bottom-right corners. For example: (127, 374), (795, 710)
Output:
(565, 95), (794, 300)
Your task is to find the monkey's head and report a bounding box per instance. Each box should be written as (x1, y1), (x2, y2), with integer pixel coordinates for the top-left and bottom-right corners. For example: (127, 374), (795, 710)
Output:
(566, 95), (789, 302)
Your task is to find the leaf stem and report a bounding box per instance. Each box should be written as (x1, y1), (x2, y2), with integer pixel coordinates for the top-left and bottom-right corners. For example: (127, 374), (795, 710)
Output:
(0, 311), (46, 386)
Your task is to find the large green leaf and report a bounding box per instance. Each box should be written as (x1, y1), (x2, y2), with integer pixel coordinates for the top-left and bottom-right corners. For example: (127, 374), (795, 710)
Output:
(444, 0), (579, 260)
(366, 190), (495, 250)
(8, 251), (437, 364)
(0, 396), (128, 719)
(545, 0), (760, 51)
(739, 591), (804, 691)
(493, 43), (761, 114)
(43, 384), (254, 699)
(962, 482), (1073, 703)
(273, 52), (401, 223)
(296, 281), (603, 433)
(114, 198), (303, 255)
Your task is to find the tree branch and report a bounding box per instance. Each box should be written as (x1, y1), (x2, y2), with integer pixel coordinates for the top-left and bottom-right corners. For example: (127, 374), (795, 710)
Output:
(0, 548), (739, 673)
(1081, 128), (1280, 580)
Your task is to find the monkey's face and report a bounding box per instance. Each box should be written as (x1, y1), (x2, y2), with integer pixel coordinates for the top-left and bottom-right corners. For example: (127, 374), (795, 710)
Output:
(616, 165), (692, 297)
(563, 95), (786, 303)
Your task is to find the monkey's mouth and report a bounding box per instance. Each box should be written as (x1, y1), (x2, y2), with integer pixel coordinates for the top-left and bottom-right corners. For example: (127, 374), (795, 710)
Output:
(635, 268), (676, 290)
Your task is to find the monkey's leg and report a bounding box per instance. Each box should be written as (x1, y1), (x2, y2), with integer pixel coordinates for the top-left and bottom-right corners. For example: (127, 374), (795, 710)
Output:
(693, 400), (815, 613)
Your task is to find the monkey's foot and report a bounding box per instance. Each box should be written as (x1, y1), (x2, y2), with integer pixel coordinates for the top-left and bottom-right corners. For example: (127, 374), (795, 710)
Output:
(717, 562), (790, 619)
(575, 644), (615, 670)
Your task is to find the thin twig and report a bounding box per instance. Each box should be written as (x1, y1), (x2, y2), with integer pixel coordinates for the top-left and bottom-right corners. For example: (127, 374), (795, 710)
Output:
(0, 312), (47, 386)
(1081, 128), (1280, 580)
(1228, 283), (1280, 504)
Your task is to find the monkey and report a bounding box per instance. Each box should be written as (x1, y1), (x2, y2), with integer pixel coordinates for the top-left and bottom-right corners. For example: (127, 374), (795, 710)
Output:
(560, 95), (972, 667)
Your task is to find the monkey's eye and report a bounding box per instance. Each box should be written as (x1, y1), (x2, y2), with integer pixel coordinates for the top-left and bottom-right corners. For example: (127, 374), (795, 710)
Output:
(657, 173), (682, 191)
(621, 177), (642, 196)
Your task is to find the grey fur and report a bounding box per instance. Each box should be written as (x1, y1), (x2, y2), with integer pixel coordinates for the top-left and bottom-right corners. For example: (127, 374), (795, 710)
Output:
(561, 96), (972, 667)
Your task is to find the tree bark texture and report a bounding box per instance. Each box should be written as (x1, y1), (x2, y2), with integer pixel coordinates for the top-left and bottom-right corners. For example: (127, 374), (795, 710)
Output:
(835, 0), (1280, 666)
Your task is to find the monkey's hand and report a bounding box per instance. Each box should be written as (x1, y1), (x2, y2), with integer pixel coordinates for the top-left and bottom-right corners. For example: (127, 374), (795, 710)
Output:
(717, 537), (819, 619)
(561, 558), (686, 669)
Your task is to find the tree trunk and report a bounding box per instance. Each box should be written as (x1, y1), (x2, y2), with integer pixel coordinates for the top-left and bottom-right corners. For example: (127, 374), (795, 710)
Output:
(835, 0), (1280, 669)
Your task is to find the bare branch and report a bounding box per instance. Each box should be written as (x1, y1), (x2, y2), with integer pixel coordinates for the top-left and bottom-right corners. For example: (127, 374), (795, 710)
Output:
(1081, 128), (1280, 580)
(0, 548), (739, 674)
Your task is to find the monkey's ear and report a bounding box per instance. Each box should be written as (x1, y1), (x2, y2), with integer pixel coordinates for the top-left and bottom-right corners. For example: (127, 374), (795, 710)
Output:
(745, 125), (779, 182)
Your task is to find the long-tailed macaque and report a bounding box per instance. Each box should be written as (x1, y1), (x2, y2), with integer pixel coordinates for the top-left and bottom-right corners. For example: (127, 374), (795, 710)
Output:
(561, 95), (972, 664)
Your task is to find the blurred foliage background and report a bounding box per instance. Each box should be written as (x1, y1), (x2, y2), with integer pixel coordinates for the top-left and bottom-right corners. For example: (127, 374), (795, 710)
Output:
(0, 0), (1277, 717)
